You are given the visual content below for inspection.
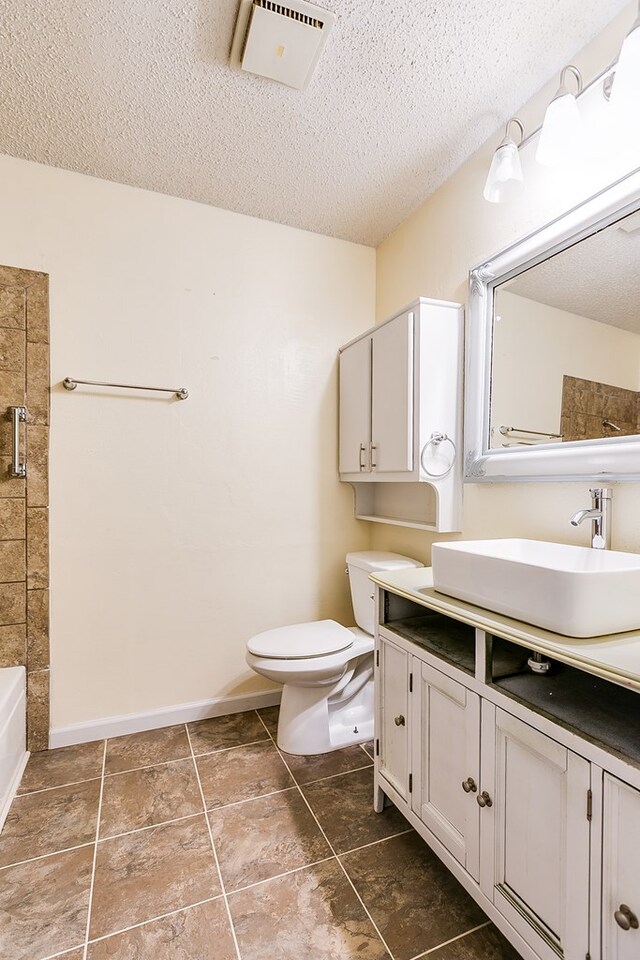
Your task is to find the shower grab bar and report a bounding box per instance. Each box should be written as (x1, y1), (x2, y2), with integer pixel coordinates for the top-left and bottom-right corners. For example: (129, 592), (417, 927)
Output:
(63, 378), (189, 400)
(499, 425), (563, 439)
(9, 406), (27, 478)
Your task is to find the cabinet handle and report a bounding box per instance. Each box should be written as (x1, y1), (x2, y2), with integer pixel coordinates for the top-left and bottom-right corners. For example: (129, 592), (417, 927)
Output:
(615, 904), (639, 931)
(359, 444), (367, 470)
(394, 715), (405, 727)
(370, 442), (377, 468)
(461, 777), (477, 794)
(476, 790), (493, 808)
(9, 406), (27, 478)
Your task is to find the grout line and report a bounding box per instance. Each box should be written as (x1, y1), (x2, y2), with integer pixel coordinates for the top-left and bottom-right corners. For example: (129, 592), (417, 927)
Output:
(338, 827), (414, 858)
(253, 710), (397, 960)
(16, 774), (103, 798)
(98, 811), (205, 844)
(190, 737), (270, 759)
(85, 892), (226, 946)
(0, 840), (95, 872)
(226, 854), (337, 897)
(206, 786), (297, 815)
(297, 762), (374, 788)
(407, 921), (493, 960)
(186, 724), (243, 960)
(40, 944), (87, 960)
(82, 739), (108, 960)
(103, 755), (192, 778)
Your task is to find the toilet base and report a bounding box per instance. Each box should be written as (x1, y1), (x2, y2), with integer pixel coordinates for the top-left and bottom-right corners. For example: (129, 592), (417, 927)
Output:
(276, 654), (374, 756)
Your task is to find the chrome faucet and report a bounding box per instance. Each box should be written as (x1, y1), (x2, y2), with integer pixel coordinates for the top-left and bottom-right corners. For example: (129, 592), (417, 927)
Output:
(570, 487), (612, 549)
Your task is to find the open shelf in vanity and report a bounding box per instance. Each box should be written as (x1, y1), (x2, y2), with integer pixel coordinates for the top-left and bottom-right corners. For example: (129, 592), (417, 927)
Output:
(372, 565), (640, 960)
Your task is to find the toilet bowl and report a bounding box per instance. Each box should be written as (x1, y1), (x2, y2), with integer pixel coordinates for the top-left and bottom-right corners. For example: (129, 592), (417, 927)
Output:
(246, 551), (423, 755)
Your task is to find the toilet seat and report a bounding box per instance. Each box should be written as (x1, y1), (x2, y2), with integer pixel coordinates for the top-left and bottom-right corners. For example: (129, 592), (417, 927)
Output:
(246, 619), (355, 660)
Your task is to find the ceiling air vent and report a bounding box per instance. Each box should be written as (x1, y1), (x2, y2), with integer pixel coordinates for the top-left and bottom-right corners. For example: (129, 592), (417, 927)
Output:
(230, 0), (335, 90)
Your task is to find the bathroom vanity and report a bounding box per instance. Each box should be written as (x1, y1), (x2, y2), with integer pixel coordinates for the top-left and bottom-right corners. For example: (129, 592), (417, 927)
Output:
(372, 566), (640, 960)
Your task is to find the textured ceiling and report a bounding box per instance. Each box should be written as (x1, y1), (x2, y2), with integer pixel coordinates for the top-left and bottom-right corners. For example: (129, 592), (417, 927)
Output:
(0, 0), (630, 245)
(506, 211), (640, 333)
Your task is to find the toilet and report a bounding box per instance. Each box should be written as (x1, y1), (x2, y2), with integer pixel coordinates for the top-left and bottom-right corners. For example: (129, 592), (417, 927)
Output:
(246, 551), (423, 755)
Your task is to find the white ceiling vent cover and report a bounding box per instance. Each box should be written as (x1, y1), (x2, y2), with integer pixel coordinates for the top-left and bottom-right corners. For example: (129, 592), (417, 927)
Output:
(230, 0), (335, 90)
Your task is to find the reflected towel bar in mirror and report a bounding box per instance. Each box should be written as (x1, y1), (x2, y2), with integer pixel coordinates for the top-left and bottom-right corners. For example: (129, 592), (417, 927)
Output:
(63, 378), (189, 400)
(499, 425), (563, 439)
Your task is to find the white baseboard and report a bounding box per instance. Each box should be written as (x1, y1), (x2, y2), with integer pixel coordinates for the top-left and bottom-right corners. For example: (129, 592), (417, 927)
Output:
(0, 750), (29, 832)
(49, 690), (282, 749)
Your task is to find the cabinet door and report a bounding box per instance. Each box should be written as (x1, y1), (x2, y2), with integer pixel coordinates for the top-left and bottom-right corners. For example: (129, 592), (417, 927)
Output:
(371, 311), (414, 473)
(481, 706), (591, 960)
(339, 335), (371, 474)
(412, 662), (480, 880)
(376, 636), (410, 801)
(602, 774), (640, 960)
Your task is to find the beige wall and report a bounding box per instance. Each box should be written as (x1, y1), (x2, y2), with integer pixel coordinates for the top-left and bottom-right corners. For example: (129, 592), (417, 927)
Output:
(0, 155), (375, 730)
(374, 2), (640, 564)
(491, 291), (640, 443)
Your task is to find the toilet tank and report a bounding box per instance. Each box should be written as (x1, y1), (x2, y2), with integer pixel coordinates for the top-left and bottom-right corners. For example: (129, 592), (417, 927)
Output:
(346, 551), (424, 635)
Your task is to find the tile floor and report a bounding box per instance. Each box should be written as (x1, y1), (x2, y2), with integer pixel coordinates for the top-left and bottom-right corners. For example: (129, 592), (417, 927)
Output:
(0, 707), (522, 960)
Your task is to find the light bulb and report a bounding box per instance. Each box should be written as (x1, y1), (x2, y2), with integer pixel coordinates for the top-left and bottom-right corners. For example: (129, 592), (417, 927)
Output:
(610, 17), (640, 134)
(483, 140), (524, 203)
(536, 91), (583, 167)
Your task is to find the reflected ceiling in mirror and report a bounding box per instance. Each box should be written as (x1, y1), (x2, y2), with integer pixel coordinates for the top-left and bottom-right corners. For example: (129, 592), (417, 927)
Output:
(490, 207), (640, 451)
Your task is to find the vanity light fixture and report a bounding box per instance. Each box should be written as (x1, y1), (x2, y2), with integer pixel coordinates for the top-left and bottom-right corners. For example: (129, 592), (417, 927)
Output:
(483, 118), (525, 204)
(609, 3), (640, 126)
(536, 65), (583, 167)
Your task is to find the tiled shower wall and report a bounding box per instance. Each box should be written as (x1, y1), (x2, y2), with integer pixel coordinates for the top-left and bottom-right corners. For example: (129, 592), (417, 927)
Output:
(561, 374), (639, 442)
(0, 265), (49, 751)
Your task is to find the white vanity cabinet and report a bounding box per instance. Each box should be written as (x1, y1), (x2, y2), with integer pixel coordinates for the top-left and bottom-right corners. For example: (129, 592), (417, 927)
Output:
(481, 706), (591, 960)
(412, 661), (481, 879)
(373, 570), (640, 960)
(338, 298), (463, 532)
(602, 775), (640, 960)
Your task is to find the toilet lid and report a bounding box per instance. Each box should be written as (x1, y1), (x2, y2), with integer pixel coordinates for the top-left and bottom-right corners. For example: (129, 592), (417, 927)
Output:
(247, 620), (355, 659)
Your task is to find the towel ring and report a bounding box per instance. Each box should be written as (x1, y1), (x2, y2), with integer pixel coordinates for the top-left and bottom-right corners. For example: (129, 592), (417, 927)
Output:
(420, 432), (456, 478)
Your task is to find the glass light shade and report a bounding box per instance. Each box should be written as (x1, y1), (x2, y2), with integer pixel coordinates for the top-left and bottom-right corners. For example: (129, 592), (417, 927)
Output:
(610, 22), (640, 122)
(536, 91), (583, 167)
(483, 140), (524, 203)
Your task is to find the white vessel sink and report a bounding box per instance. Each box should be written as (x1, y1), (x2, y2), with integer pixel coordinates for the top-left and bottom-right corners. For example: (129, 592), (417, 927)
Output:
(431, 539), (640, 638)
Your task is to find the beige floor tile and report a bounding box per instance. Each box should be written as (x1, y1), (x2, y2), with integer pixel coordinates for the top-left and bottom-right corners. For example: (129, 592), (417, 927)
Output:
(87, 898), (236, 960)
(100, 759), (202, 838)
(229, 859), (390, 960)
(302, 766), (408, 853)
(18, 740), (104, 794)
(208, 789), (331, 892)
(341, 832), (487, 960)
(90, 815), (221, 940)
(197, 741), (293, 808)
(0, 846), (92, 960)
(428, 924), (523, 959)
(283, 744), (372, 785)
(188, 711), (268, 755)
(105, 725), (191, 775)
(0, 779), (100, 866)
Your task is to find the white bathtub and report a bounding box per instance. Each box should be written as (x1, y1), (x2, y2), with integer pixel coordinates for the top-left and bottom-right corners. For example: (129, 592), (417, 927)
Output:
(0, 666), (28, 831)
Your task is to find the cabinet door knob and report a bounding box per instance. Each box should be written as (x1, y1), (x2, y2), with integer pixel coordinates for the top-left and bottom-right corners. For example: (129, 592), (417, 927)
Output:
(394, 715), (405, 727)
(615, 905), (639, 931)
(476, 790), (493, 808)
(461, 777), (477, 793)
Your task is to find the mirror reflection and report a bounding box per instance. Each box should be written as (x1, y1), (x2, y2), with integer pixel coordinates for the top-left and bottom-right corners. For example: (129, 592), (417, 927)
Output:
(490, 208), (640, 449)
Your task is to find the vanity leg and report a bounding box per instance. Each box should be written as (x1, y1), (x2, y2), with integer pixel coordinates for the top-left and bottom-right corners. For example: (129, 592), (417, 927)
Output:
(373, 774), (385, 814)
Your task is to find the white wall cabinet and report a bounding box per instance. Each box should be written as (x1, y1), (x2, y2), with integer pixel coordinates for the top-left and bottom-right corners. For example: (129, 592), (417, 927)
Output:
(374, 585), (640, 960)
(338, 298), (463, 531)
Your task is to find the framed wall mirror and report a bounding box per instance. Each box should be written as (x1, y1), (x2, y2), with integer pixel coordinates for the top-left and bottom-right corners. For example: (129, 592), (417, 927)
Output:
(465, 166), (640, 482)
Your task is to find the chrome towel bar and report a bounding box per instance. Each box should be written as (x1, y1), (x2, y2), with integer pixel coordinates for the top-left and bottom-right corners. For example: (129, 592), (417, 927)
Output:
(499, 425), (562, 439)
(63, 378), (188, 400)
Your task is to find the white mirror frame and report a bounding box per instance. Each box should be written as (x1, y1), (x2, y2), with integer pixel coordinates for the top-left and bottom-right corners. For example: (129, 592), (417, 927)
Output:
(465, 166), (640, 483)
